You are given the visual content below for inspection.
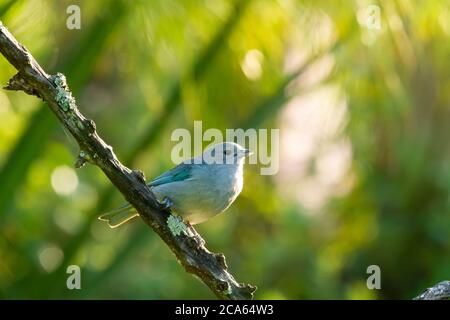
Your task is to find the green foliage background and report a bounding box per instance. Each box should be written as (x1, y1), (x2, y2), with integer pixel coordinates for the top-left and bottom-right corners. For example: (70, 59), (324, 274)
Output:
(0, 0), (449, 299)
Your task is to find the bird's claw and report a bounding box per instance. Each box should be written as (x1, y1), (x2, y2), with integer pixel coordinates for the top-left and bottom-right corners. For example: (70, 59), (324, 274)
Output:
(159, 196), (173, 210)
(194, 234), (205, 248)
(186, 221), (205, 248)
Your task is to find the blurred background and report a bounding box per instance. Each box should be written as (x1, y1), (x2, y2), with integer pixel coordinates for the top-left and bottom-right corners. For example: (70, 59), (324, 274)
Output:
(0, 0), (449, 299)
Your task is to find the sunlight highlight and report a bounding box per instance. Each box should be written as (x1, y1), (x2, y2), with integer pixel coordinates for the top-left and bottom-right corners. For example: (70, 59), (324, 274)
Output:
(241, 49), (264, 80)
(38, 244), (64, 273)
(51, 165), (79, 196)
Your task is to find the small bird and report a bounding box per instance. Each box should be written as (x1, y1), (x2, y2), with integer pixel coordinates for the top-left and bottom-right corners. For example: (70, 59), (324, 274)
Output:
(99, 142), (251, 228)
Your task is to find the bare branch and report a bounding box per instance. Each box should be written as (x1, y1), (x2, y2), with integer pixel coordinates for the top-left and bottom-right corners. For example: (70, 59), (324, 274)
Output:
(0, 21), (256, 300)
(414, 281), (450, 300)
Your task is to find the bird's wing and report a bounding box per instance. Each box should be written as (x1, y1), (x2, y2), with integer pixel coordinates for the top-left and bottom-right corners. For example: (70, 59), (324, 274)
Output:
(149, 163), (194, 187)
(99, 165), (196, 229)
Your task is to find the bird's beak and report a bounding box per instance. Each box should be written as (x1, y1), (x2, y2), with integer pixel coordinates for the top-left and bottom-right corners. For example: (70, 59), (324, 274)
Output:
(244, 149), (252, 157)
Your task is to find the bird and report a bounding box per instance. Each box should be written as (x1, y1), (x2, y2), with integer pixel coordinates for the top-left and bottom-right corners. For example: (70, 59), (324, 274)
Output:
(99, 142), (252, 228)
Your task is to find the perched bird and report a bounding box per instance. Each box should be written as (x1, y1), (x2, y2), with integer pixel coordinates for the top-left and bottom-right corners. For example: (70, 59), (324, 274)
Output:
(99, 142), (251, 228)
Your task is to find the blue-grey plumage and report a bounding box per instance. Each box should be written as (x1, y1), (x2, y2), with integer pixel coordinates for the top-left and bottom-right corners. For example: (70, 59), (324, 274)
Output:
(99, 142), (251, 228)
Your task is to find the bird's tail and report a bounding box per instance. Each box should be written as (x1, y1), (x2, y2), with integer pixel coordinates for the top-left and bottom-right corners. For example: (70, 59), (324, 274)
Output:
(98, 203), (139, 228)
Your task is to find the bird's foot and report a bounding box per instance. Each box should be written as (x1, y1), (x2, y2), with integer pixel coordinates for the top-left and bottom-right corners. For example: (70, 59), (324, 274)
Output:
(186, 221), (206, 248)
(158, 196), (173, 210)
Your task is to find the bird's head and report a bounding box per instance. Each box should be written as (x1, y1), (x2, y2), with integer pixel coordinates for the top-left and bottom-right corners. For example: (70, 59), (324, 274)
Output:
(202, 142), (251, 165)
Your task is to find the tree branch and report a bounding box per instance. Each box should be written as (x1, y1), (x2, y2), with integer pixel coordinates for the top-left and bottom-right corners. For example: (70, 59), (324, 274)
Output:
(414, 281), (450, 300)
(0, 21), (256, 300)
